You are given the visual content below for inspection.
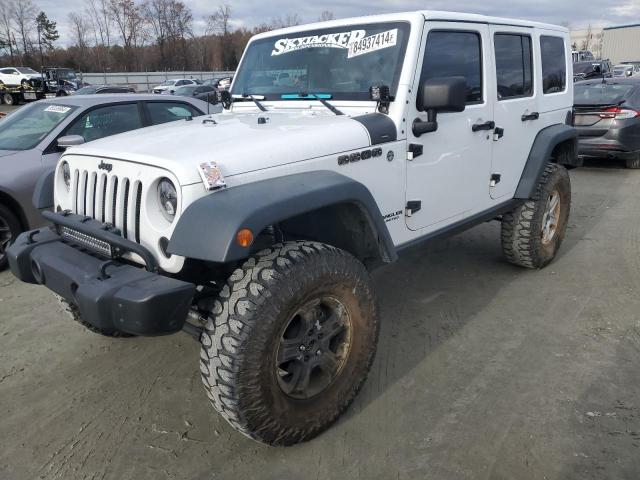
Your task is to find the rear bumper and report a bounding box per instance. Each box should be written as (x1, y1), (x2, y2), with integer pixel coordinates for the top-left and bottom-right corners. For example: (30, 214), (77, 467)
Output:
(7, 224), (195, 336)
(578, 145), (639, 160)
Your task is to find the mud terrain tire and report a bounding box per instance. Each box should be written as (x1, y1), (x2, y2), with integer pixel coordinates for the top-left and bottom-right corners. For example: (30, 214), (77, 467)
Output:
(199, 241), (379, 446)
(501, 163), (571, 269)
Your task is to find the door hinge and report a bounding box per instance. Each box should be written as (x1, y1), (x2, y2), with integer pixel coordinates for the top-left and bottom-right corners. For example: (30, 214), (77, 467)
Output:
(405, 200), (422, 217)
(490, 173), (501, 187)
(407, 143), (423, 160)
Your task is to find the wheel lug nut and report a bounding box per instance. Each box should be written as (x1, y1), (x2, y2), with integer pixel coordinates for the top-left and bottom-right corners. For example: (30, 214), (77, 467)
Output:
(316, 350), (321, 356)
(299, 345), (306, 351)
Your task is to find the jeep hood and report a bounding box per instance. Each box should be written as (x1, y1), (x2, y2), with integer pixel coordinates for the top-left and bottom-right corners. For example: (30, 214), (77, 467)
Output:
(67, 111), (381, 185)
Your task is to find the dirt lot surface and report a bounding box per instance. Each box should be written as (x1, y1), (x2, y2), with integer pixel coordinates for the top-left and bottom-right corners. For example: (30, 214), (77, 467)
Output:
(1, 164), (639, 480)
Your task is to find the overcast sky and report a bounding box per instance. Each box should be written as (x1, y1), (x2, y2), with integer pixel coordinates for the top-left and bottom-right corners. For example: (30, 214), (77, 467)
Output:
(40, 0), (640, 45)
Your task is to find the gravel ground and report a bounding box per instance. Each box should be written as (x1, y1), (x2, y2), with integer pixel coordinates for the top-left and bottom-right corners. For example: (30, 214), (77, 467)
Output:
(1, 163), (639, 480)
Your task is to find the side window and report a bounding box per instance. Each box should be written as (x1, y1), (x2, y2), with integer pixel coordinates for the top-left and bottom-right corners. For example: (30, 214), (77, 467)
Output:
(146, 102), (201, 125)
(494, 34), (533, 99)
(419, 30), (483, 105)
(66, 103), (143, 142)
(0, 69), (10, 74)
(540, 35), (566, 94)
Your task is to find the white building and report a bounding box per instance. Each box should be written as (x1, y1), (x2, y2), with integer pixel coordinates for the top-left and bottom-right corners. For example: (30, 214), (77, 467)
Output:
(602, 24), (640, 64)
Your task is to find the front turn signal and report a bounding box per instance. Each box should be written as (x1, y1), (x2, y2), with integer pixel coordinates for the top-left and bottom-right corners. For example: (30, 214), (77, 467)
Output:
(236, 228), (254, 248)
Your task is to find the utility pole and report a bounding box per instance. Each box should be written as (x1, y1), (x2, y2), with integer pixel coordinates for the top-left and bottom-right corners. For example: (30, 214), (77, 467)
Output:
(36, 22), (44, 70)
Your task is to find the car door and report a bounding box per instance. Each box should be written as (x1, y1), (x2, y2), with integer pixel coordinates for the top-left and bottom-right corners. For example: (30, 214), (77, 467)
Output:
(0, 68), (18, 85)
(406, 22), (494, 231)
(0, 68), (11, 84)
(489, 26), (538, 199)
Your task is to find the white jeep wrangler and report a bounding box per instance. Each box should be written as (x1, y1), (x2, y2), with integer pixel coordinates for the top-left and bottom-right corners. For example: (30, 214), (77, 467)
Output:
(9, 11), (577, 445)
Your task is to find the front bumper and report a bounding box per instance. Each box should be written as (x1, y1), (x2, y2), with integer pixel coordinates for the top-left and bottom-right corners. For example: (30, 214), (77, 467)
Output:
(7, 213), (196, 336)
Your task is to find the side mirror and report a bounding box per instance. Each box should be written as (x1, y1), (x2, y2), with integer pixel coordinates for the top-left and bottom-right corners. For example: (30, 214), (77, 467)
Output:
(204, 91), (219, 105)
(57, 135), (85, 149)
(413, 76), (467, 136)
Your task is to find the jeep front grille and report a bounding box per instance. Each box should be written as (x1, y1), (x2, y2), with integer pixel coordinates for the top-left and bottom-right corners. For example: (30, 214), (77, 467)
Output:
(71, 168), (143, 245)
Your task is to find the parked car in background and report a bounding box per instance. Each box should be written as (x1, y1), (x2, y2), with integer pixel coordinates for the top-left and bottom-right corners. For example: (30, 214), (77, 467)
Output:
(73, 85), (136, 95)
(202, 76), (233, 90)
(42, 67), (86, 96)
(0, 67), (42, 87)
(216, 76), (233, 91)
(153, 78), (199, 94)
(613, 63), (640, 78)
(573, 78), (640, 168)
(573, 60), (613, 82)
(0, 94), (210, 269)
(169, 84), (217, 99)
(572, 50), (595, 62)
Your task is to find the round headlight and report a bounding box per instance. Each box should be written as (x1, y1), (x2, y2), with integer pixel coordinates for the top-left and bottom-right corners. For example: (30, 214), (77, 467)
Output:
(62, 161), (71, 190)
(157, 178), (177, 222)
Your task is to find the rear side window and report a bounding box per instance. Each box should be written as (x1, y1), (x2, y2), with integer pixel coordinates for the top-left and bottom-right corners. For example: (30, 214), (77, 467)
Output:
(146, 102), (201, 125)
(494, 34), (533, 99)
(419, 30), (483, 104)
(540, 36), (566, 94)
(66, 103), (143, 142)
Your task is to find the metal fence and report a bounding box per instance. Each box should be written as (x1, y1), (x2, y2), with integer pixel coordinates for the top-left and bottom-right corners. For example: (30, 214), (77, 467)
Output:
(78, 71), (235, 93)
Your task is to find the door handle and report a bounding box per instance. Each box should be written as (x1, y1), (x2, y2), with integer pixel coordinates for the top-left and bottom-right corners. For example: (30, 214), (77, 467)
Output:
(521, 112), (540, 121)
(472, 120), (495, 132)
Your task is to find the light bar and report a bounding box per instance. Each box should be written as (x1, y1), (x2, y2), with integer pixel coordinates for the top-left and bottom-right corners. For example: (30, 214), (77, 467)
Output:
(60, 226), (112, 257)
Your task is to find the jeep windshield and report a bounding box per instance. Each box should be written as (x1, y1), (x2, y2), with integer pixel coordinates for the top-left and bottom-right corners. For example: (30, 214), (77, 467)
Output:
(57, 69), (77, 80)
(231, 22), (410, 101)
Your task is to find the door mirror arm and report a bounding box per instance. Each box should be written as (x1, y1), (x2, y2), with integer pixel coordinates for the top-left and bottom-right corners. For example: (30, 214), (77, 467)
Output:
(412, 109), (438, 136)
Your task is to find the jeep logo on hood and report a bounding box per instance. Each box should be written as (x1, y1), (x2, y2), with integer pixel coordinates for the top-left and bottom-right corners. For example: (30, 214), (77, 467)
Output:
(98, 161), (113, 172)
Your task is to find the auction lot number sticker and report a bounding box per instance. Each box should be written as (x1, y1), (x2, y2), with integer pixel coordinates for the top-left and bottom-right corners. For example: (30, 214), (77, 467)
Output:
(348, 29), (397, 58)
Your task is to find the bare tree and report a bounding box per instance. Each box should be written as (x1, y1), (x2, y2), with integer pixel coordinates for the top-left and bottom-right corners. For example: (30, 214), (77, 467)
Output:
(144, 0), (192, 68)
(206, 4), (231, 36)
(69, 13), (90, 49)
(86, 0), (112, 48)
(318, 11), (334, 22)
(12, 0), (37, 59)
(0, 0), (16, 60)
(271, 14), (302, 29)
(107, 0), (145, 68)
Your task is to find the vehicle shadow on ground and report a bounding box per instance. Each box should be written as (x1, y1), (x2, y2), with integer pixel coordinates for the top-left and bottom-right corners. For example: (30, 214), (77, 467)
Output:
(342, 163), (626, 421)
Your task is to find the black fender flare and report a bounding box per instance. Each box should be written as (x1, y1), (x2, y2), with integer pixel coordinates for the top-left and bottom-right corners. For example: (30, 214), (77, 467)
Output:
(514, 123), (577, 199)
(168, 171), (397, 265)
(32, 166), (56, 210)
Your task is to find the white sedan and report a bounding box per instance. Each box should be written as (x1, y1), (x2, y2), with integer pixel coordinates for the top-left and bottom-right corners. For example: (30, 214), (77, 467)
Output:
(152, 78), (199, 94)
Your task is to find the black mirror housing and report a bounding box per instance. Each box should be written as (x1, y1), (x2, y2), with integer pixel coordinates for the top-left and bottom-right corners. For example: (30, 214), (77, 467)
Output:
(413, 76), (467, 137)
(418, 76), (467, 113)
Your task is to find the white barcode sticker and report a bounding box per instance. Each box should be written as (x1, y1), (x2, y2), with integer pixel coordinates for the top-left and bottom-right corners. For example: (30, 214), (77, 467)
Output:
(44, 105), (71, 114)
(348, 29), (397, 59)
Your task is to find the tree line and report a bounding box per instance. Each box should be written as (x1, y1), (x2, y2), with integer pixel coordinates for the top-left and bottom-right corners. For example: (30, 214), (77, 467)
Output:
(0, 1), (336, 72)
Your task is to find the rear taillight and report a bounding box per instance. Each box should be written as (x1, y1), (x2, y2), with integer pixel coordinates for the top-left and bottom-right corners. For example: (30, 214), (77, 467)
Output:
(598, 107), (640, 120)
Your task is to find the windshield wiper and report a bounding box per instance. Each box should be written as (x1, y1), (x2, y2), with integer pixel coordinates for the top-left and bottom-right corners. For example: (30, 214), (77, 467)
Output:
(232, 93), (267, 112)
(281, 93), (344, 116)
